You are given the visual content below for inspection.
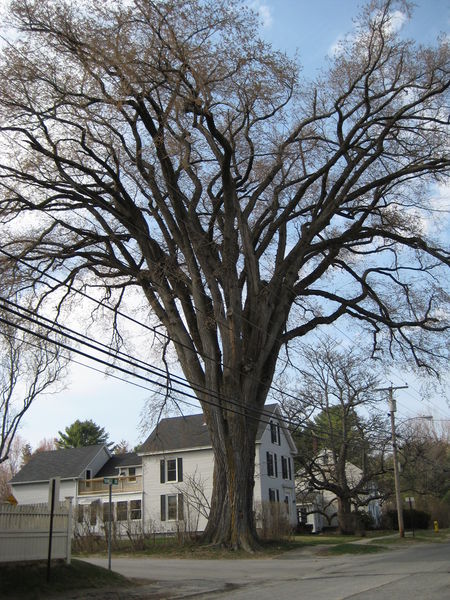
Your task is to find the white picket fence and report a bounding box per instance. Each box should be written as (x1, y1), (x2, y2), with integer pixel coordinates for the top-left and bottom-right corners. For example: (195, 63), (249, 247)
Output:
(0, 500), (73, 563)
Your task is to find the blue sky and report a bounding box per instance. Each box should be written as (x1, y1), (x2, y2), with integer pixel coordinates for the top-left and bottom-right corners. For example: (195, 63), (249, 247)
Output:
(14, 0), (449, 450)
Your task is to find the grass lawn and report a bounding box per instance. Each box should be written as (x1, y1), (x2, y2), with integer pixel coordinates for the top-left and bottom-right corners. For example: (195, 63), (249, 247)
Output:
(318, 543), (386, 556)
(71, 528), (449, 560)
(76, 537), (303, 559)
(0, 558), (133, 599)
(369, 528), (449, 544)
(291, 534), (361, 546)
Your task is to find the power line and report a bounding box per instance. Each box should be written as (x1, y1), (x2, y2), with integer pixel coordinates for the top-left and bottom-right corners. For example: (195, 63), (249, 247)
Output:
(0, 248), (305, 407)
(0, 302), (299, 431)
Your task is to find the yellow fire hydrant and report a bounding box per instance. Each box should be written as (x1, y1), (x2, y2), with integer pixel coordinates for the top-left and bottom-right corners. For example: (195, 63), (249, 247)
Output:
(434, 520), (439, 533)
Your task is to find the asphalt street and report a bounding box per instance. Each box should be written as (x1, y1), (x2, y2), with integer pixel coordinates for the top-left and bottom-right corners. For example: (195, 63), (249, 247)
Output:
(85, 540), (450, 599)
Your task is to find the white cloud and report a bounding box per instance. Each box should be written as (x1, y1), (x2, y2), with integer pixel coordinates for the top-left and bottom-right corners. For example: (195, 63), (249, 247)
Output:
(250, 1), (273, 29)
(388, 10), (408, 34)
(328, 9), (408, 57)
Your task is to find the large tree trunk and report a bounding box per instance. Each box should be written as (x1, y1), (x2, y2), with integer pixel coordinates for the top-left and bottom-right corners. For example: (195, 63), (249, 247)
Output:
(200, 407), (261, 551)
(337, 497), (356, 535)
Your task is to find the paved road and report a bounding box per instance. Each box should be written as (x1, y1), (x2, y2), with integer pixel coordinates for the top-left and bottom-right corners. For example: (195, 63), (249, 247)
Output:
(85, 541), (450, 599)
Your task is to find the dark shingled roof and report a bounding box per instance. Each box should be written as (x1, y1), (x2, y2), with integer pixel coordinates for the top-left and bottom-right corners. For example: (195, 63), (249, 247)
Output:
(96, 453), (142, 478)
(10, 445), (107, 484)
(140, 404), (279, 454)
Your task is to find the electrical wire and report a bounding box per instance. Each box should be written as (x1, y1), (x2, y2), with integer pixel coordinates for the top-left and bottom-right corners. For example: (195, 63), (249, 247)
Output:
(0, 248), (306, 408)
(0, 302), (301, 431)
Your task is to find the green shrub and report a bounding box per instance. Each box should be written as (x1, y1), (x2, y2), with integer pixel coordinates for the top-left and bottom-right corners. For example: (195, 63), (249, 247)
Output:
(383, 508), (431, 530)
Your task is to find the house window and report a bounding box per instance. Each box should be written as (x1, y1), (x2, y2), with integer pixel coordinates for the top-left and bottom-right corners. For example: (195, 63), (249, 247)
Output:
(85, 468), (92, 488)
(130, 500), (141, 520)
(128, 467), (136, 483)
(103, 502), (115, 522)
(117, 501), (128, 521)
(89, 502), (98, 526)
(160, 458), (183, 483)
(267, 452), (274, 477)
(270, 421), (280, 445)
(266, 452), (278, 477)
(269, 488), (279, 502)
(160, 494), (184, 521)
(167, 460), (177, 481)
(281, 456), (292, 480)
(167, 495), (177, 520)
(77, 505), (85, 524)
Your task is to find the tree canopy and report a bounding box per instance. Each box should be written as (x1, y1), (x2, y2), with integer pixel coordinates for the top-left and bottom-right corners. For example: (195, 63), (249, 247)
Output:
(56, 419), (112, 449)
(0, 0), (448, 549)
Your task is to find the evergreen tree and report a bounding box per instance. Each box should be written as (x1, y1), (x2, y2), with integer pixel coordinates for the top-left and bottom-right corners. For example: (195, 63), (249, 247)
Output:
(56, 419), (112, 449)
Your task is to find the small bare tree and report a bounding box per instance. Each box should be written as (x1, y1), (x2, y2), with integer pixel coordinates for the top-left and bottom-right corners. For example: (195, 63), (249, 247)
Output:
(0, 311), (65, 464)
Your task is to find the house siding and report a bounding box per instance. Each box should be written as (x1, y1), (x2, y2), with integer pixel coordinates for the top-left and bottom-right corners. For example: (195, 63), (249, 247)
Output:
(142, 448), (214, 534)
(84, 447), (110, 479)
(12, 479), (77, 505)
(256, 418), (297, 526)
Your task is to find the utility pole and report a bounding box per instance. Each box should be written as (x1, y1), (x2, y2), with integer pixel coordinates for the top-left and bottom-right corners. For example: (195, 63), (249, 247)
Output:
(377, 384), (408, 538)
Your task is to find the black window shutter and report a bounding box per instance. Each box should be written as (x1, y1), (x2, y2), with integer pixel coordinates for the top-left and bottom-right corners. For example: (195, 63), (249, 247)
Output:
(178, 494), (184, 520)
(266, 451), (271, 476)
(288, 457), (292, 480)
(160, 495), (166, 521)
(277, 423), (281, 445)
(274, 454), (278, 477)
(160, 459), (165, 483)
(276, 489), (280, 502)
(177, 457), (183, 482)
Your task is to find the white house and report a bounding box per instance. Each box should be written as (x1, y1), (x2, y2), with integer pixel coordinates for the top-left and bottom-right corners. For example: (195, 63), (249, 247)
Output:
(10, 404), (297, 535)
(139, 403), (298, 533)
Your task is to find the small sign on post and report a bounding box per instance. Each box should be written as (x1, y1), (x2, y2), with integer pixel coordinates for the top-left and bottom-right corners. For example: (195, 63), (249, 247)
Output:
(103, 477), (118, 485)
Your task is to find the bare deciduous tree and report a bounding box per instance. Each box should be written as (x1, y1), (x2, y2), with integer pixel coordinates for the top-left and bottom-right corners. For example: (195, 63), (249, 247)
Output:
(0, 0), (448, 548)
(284, 340), (391, 534)
(0, 306), (65, 464)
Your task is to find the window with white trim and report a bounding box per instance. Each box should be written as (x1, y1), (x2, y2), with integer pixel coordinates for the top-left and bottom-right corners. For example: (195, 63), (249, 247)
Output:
(268, 488), (280, 502)
(160, 494), (184, 521)
(160, 457), (183, 483)
(117, 501), (128, 521)
(120, 467), (137, 482)
(281, 456), (292, 480)
(266, 451), (278, 477)
(270, 421), (280, 445)
(130, 499), (141, 520)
